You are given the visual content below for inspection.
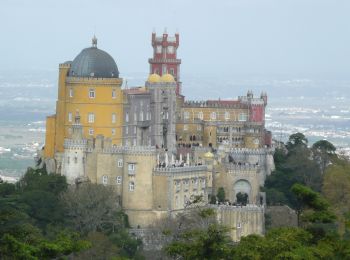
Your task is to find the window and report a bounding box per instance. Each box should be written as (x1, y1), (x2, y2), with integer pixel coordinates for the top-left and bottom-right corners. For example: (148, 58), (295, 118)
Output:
(112, 113), (116, 123)
(198, 111), (203, 120)
(197, 125), (202, 131)
(183, 125), (188, 131)
(112, 89), (116, 99)
(239, 113), (247, 121)
(133, 138), (137, 146)
(125, 127), (129, 135)
(184, 111), (190, 120)
(102, 175), (108, 185)
(89, 128), (94, 135)
(133, 127), (137, 135)
(112, 128), (116, 135)
(89, 88), (95, 98)
(88, 113), (95, 123)
(211, 112), (217, 120)
(225, 112), (230, 120)
(128, 163), (136, 174)
(134, 112), (137, 122)
(116, 176), (122, 184)
(117, 159), (123, 167)
(156, 45), (162, 53)
(170, 68), (175, 75)
(125, 112), (129, 122)
(140, 111), (144, 121)
(129, 181), (135, 191)
(69, 88), (73, 98)
(68, 112), (72, 122)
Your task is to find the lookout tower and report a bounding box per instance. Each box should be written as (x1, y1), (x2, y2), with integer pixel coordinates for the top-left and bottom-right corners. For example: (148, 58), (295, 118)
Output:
(149, 29), (182, 95)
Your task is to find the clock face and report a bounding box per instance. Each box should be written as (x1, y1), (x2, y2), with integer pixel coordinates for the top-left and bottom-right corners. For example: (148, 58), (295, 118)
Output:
(156, 45), (162, 54)
(168, 46), (174, 54)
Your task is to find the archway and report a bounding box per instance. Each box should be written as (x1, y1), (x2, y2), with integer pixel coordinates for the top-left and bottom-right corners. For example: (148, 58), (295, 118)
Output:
(233, 179), (252, 204)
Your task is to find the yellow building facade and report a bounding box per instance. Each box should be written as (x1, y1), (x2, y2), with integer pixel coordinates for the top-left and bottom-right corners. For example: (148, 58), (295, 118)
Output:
(44, 38), (123, 158)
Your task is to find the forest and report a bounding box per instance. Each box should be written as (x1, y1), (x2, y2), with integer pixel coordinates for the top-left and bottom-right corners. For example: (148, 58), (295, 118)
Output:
(0, 133), (349, 259)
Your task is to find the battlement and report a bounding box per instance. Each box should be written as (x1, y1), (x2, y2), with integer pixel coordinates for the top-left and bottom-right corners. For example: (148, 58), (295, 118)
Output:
(64, 139), (87, 150)
(59, 63), (71, 69)
(152, 31), (179, 46)
(153, 165), (207, 176)
(184, 100), (247, 109)
(89, 145), (157, 156)
(230, 147), (274, 155)
(225, 163), (261, 172)
(209, 204), (264, 212)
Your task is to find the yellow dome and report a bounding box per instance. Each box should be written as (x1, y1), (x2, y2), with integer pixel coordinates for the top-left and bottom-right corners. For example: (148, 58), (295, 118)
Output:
(160, 73), (175, 82)
(204, 151), (214, 159)
(147, 73), (161, 83)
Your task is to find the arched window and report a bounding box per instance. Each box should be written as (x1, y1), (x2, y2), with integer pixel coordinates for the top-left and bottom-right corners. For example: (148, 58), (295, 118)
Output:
(129, 181), (135, 191)
(211, 112), (216, 120)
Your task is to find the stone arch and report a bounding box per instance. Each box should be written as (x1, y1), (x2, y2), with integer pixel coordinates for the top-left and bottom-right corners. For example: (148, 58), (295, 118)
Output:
(233, 179), (252, 204)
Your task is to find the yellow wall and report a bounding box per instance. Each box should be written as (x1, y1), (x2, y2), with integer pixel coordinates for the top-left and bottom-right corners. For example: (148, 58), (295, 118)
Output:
(44, 115), (56, 158)
(46, 63), (124, 157)
(64, 82), (123, 144)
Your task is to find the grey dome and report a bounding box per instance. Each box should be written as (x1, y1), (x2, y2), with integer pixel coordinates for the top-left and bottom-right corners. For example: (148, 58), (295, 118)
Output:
(69, 47), (119, 78)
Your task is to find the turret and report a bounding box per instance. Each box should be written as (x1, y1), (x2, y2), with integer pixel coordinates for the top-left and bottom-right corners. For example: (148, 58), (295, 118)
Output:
(149, 29), (182, 95)
(61, 111), (87, 184)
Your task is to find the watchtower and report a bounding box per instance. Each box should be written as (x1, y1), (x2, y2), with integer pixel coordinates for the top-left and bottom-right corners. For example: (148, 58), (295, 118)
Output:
(149, 29), (182, 95)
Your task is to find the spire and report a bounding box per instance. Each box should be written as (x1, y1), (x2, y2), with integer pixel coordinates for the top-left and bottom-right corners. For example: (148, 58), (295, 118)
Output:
(92, 35), (97, 47)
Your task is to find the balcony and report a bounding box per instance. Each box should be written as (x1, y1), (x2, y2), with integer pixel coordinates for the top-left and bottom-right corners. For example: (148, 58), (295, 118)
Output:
(137, 120), (151, 128)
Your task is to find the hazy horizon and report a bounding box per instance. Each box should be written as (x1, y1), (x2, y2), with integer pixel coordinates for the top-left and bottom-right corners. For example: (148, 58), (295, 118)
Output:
(1, 0), (350, 80)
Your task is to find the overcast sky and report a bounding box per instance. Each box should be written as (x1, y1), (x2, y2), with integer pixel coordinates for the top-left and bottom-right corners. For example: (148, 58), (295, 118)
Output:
(1, 0), (349, 79)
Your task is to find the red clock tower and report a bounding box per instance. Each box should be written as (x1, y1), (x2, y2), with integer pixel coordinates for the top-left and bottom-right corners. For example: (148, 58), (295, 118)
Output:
(149, 30), (182, 95)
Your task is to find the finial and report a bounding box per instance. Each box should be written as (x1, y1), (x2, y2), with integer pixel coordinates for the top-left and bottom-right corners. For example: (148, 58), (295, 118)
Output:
(92, 35), (97, 47)
(152, 27), (156, 34)
(164, 27), (167, 34)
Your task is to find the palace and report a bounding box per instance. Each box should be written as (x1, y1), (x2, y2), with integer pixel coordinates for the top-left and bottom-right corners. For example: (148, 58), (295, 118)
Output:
(42, 31), (274, 242)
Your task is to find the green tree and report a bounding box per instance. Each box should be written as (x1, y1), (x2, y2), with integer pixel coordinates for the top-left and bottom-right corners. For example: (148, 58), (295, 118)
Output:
(312, 140), (336, 174)
(60, 183), (123, 235)
(165, 224), (233, 260)
(291, 183), (335, 227)
(216, 187), (225, 203)
(286, 132), (308, 150)
(323, 160), (350, 235)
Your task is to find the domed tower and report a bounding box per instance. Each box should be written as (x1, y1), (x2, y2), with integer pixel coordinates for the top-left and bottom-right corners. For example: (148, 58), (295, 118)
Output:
(44, 36), (123, 158)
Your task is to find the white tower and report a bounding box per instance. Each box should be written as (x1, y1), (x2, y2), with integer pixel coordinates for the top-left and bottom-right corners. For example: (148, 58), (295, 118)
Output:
(61, 111), (87, 184)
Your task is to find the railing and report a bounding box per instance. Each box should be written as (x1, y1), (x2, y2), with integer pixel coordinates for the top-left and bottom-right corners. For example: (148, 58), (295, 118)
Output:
(154, 165), (207, 174)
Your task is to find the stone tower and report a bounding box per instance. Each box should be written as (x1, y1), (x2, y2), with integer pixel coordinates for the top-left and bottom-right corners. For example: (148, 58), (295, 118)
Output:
(149, 29), (182, 95)
(146, 74), (177, 152)
(61, 111), (87, 184)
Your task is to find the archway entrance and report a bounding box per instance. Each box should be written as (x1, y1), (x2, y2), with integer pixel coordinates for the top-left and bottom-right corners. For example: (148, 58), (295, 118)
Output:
(233, 179), (252, 205)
